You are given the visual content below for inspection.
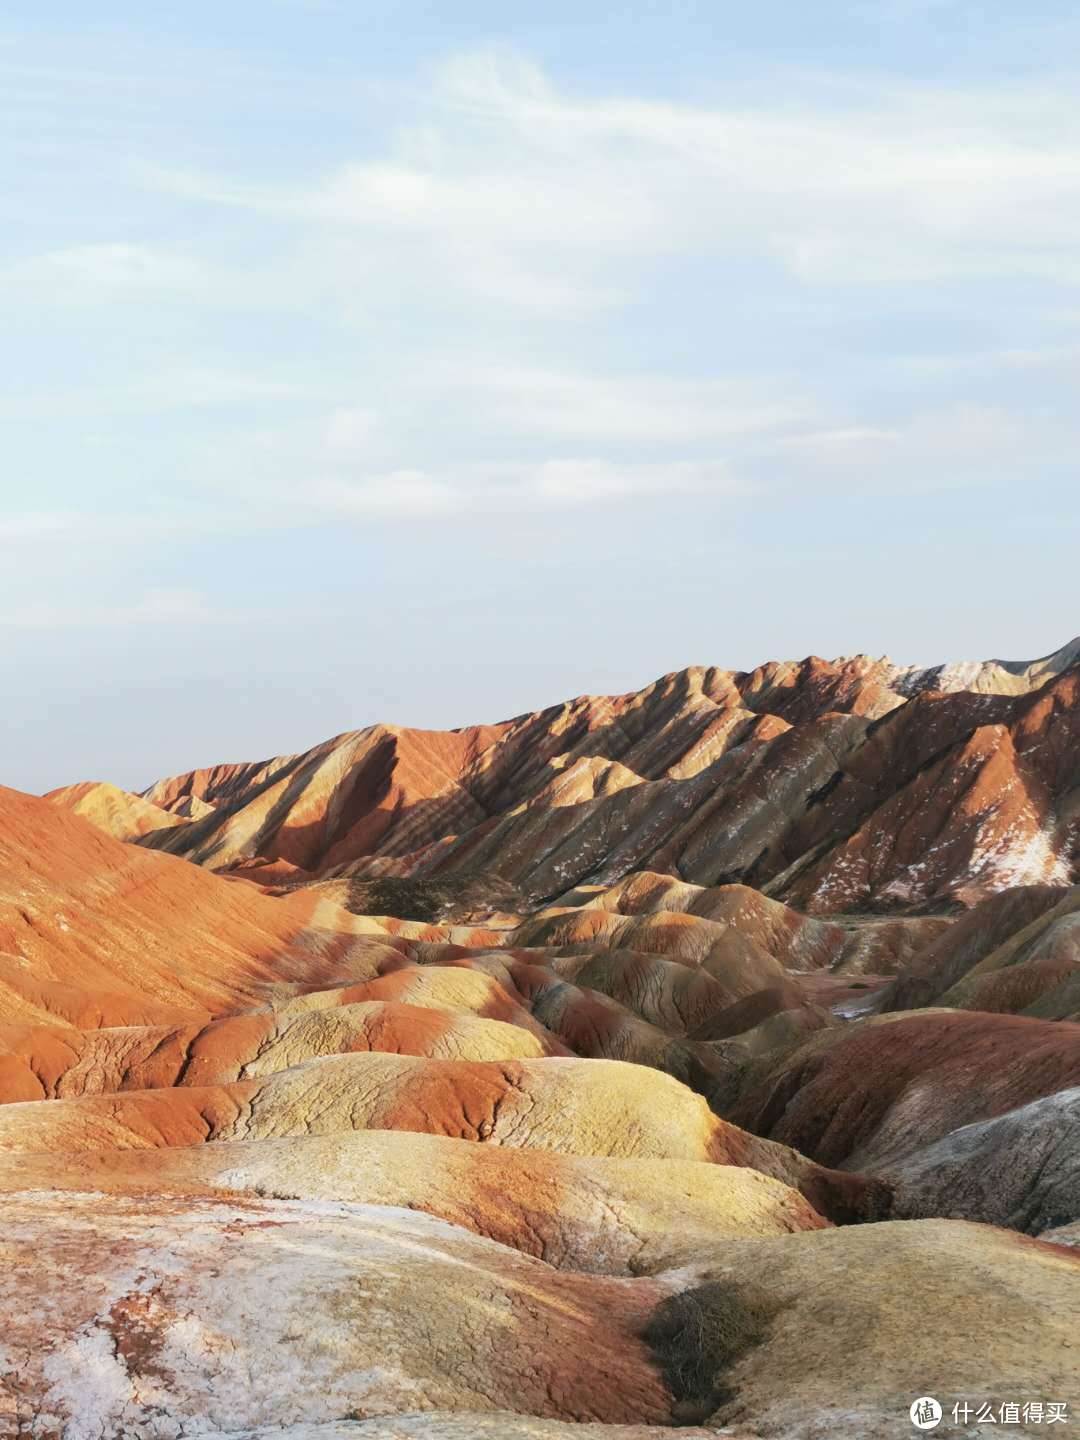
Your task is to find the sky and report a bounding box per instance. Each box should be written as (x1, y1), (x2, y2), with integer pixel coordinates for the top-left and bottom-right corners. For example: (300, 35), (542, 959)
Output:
(2, 1), (1078, 794)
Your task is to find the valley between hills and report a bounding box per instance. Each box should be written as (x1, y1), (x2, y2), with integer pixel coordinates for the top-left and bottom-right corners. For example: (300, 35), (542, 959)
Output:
(4, 641), (1080, 1438)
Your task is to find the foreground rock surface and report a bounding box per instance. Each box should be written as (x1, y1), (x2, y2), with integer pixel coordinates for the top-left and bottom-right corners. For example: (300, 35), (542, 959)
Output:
(0, 1193), (673, 1437)
(2, 1195), (1077, 1440)
(203, 1422), (736, 1439)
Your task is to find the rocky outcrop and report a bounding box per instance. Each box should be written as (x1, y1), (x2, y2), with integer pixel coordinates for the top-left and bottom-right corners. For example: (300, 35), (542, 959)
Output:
(886, 1086), (1080, 1234)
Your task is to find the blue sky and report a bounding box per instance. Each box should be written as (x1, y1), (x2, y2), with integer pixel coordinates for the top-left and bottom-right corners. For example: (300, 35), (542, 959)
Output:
(2, 2), (1078, 792)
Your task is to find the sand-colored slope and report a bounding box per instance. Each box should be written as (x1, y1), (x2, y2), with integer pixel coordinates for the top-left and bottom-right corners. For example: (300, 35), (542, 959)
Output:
(265, 964), (562, 1043)
(658, 1218), (1080, 1432)
(0, 1131), (828, 1273)
(0, 1050), (886, 1221)
(45, 779), (186, 840)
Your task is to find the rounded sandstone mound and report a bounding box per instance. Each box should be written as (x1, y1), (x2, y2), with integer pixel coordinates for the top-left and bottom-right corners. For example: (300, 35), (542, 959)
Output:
(0, 1129), (829, 1274)
(0, 1192), (674, 1436)
(0, 1051), (887, 1222)
(44, 779), (187, 840)
(0, 1001), (559, 1102)
(643, 1218), (1080, 1433)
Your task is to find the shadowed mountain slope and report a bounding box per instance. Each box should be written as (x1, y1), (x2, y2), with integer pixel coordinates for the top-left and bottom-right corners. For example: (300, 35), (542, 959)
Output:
(84, 641), (1079, 915)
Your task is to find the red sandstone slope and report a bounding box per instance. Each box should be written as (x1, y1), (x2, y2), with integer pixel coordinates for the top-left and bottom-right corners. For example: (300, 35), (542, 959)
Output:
(0, 784), (404, 1028)
(726, 1010), (1080, 1171)
(77, 642), (1080, 914)
(782, 668), (1080, 912)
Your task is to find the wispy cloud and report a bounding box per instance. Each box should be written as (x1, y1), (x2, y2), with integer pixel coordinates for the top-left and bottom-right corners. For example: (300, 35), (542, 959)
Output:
(321, 406), (380, 454)
(0, 367), (327, 421)
(309, 456), (737, 519)
(91, 47), (1079, 528)
(0, 510), (91, 541)
(0, 244), (210, 309)
(528, 457), (736, 505)
(312, 469), (461, 518)
(425, 363), (814, 445)
(765, 404), (1071, 491)
(0, 588), (217, 629)
(149, 48), (1080, 306)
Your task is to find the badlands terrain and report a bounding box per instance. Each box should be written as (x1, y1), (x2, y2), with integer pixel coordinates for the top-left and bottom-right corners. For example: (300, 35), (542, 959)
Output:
(3, 641), (1080, 1438)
